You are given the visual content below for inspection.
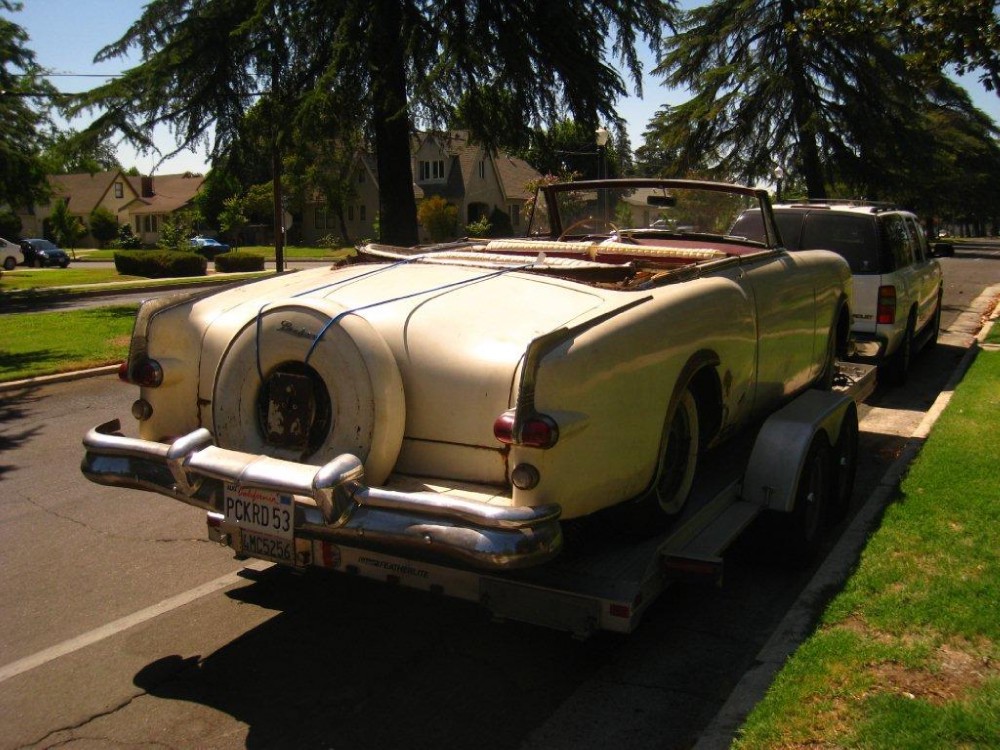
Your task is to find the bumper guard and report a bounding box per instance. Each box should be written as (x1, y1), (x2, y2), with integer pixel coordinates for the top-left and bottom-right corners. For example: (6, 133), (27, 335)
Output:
(82, 420), (562, 570)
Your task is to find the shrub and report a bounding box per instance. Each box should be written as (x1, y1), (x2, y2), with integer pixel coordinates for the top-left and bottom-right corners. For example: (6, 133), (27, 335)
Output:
(417, 196), (458, 243)
(114, 250), (207, 278)
(109, 224), (142, 249)
(465, 216), (492, 237)
(215, 252), (265, 273)
(89, 207), (119, 248)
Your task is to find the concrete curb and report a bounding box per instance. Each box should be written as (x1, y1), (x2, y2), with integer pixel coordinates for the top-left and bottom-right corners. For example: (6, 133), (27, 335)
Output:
(0, 365), (120, 393)
(692, 286), (1000, 750)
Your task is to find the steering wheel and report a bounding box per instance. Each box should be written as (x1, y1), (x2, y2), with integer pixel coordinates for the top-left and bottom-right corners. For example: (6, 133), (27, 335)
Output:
(557, 217), (596, 241)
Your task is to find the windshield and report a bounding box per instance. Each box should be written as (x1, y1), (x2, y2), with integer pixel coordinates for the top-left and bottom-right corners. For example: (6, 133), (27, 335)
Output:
(32, 240), (58, 250)
(528, 181), (769, 245)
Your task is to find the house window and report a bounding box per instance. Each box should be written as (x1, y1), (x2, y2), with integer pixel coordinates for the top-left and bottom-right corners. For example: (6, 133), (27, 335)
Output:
(114, 182), (124, 199)
(419, 160), (445, 181)
(509, 204), (520, 228)
(360, 205), (367, 222)
(478, 161), (485, 179)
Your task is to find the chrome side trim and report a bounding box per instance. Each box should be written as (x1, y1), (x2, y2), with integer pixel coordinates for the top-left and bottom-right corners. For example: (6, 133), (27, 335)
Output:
(82, 420), (562, 570)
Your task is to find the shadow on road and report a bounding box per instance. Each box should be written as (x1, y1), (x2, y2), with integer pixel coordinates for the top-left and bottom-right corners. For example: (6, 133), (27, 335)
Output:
(0, 386), (44, 479)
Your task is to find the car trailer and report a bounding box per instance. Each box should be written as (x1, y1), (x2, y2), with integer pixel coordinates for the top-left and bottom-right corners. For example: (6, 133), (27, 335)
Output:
(197, 362), (875, 638)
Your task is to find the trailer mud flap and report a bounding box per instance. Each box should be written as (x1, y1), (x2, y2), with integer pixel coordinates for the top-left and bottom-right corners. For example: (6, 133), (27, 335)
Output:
(481, 578), (603, 639)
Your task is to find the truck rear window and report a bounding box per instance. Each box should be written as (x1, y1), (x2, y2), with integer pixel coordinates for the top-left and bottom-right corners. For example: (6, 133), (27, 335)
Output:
(800, 214), (880, 273)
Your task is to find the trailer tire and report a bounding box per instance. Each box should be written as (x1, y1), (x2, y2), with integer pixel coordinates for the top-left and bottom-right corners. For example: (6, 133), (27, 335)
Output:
(212, 300), (405, 485)
(827, 406), (859, 525)
(774, 435), (832, 567)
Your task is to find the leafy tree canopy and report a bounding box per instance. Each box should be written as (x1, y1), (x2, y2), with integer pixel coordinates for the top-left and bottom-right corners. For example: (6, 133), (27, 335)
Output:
(646, 0), (994, 205)
(71, 0), (675, 246)
(0, 0), (55, 208)
(809, 0), (1000, 94)
(40, 129), (121, 175)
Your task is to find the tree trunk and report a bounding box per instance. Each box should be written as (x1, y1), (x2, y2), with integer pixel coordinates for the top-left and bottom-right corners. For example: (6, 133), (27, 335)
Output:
(370, 0), (418, 246)
(782, 0), (826, 200)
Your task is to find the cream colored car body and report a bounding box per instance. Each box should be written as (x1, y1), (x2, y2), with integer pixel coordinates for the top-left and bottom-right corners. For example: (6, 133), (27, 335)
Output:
(129, 246), (848, 520)
(83, 179), (852, 569)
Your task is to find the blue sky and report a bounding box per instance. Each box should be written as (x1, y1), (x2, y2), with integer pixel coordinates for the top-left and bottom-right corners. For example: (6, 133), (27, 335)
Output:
(12, 0), (1000, 176)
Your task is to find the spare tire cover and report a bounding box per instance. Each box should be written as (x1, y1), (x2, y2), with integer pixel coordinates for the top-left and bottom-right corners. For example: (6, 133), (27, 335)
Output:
(213, 300), (405, 485)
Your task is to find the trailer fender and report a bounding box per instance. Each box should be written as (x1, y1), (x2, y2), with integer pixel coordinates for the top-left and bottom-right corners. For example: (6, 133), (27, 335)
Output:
(742, 390), (855, 513)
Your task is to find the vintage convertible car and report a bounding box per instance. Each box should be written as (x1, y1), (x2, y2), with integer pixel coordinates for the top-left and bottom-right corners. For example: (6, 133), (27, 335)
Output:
(82, 179), (852, 572)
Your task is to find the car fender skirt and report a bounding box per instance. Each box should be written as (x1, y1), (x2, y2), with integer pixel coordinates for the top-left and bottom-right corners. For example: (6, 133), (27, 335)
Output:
(82, 420), (562, 570)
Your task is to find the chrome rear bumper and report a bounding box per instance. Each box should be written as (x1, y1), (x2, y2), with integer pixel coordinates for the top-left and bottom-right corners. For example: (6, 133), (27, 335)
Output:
(82, 420), (562, 570)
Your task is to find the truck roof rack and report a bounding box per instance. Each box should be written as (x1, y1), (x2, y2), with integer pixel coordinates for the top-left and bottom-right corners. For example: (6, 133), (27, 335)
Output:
(779, 197), (899, 211)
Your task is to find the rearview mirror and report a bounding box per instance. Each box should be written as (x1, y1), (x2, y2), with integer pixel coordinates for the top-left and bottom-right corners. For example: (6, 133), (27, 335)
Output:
(647, 195), (676, 208)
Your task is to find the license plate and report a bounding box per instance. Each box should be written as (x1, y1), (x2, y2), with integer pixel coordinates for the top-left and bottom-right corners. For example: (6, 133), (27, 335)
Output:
(238, 528), (295, 564)
(223, 483), (295, 563)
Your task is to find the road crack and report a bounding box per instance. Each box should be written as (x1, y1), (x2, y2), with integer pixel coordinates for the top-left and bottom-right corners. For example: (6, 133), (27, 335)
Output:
(23, 495), (212, 545)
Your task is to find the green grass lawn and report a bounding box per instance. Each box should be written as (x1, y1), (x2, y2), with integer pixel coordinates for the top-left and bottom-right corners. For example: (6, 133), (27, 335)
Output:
(0, 268), (145, 291)
(735, 342), (1000, 749)
(0, 305), (139, 381)
(78, 245), (355, 261)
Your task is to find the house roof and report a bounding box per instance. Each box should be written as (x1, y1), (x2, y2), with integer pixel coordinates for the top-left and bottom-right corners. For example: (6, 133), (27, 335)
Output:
(127, 173), (206, 215)
(413, 130), (540, 203)
(46, 170), (205, 216)
(47, 171), (123, 214)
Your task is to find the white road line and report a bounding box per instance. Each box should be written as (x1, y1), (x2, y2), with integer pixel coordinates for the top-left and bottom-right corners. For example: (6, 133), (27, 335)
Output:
(0, 560), (272, 685)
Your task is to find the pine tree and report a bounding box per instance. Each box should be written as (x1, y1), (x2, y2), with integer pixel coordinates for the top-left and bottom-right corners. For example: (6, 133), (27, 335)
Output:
(72, 0), (674, 246)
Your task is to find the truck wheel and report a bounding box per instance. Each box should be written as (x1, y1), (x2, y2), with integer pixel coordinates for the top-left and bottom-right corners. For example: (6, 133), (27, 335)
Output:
(884, 313), (915, 386)
(927, 294), (943, 349)
(777, 435), (832, 566)
(612, 387), (699, 534)
(2, 257), (14, 271)
(212, 300), (405, 485)
(827, 406), (858, 525)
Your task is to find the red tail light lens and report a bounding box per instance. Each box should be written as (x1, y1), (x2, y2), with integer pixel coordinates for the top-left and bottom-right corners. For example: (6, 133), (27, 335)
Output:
(877, 286), (896, 325)
(120, 357), (164, 387)
(493, 410), (559, 448)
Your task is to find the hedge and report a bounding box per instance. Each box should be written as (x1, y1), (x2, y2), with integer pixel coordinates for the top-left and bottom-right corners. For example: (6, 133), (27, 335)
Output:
(214, 252), (265, 273)
(113, 250), (207, 278)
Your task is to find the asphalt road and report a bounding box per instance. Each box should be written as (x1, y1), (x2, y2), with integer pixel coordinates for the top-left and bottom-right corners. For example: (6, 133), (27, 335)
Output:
(0, 255), (997, 749)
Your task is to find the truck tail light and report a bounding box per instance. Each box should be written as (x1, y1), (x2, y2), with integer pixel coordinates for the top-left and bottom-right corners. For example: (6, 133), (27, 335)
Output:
(119, 357), (163, 387)
(877, 286), (896, 325)
(493, 410), (559, 448)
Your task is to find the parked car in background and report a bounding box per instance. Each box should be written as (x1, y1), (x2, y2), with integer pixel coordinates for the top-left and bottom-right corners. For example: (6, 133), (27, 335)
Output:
(19, 238), (71, 268)
(189, 236), (230, 259)
(83, 179), (852, 572)
(1, 237), (19, 271)
(731, 201), (945, 384)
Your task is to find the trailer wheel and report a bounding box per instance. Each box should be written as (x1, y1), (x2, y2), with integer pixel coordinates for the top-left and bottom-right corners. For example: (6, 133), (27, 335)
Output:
(778, 435), (832, 566)
(827, 406), (859, 525)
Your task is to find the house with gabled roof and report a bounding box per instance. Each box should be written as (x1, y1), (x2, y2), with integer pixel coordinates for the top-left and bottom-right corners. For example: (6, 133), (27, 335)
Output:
(16, 170), (205, 246)
(300, 130), (542, 244)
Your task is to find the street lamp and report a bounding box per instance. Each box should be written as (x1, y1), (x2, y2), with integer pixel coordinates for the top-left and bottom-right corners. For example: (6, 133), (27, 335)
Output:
(596, 126), (610, 224)
(773, 165), (785, 204)
(595, 126), (610, 179)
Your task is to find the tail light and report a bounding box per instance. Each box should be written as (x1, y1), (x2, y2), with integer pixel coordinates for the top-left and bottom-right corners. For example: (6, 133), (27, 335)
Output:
(119, 357), (163, 387)
(493, 410), (559, 448)
(877, 286), (896, 325)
